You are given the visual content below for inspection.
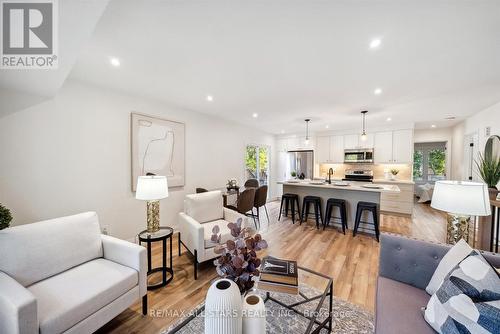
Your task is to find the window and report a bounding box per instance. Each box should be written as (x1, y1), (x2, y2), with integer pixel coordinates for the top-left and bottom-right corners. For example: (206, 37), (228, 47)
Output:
(413, 142), (447, 183)
(245, 145), (269, 185)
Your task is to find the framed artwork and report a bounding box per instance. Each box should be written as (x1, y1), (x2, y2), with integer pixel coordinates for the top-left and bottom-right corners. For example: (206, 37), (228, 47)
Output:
(131, 112), (185, 191)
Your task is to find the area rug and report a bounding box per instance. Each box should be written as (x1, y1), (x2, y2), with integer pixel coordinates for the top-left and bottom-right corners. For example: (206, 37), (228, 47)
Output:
(162, 285), (374, 334)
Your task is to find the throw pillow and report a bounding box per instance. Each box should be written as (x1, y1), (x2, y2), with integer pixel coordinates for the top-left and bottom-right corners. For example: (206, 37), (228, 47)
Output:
(424, 250), (500, 333)
(426, 239), (473, 295)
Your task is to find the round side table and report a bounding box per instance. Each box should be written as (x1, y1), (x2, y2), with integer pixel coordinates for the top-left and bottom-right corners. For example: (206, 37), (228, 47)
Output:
(138, 227), (174, 290)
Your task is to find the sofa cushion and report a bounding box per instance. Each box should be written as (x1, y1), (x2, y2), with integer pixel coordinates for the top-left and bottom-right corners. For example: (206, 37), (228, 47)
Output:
(376, 277), (435, 334)
(203, 219), (234, 249)
(28, 258), (138, 334)
(0, 212), (103, 287)
(424, 250), (500, 333)
(185, 191), (224, 224)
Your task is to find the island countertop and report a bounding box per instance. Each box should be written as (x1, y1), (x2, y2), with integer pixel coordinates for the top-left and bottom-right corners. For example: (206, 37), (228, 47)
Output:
(278, 180), (400, 193)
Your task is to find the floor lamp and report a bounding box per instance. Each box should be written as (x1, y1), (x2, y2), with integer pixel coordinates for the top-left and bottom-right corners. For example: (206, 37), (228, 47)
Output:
(431, 180), (491, 246)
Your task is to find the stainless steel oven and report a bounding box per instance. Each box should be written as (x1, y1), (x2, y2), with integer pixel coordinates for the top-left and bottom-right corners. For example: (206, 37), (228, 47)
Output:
(344, 148), (374, 164)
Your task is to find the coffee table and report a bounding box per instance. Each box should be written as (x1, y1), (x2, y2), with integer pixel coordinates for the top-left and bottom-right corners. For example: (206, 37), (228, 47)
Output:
(166, 262), (333, 334)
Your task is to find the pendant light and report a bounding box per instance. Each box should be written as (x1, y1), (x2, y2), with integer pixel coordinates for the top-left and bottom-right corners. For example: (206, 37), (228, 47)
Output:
(304, 119), (311, 145)
(360, 111), (368, 141)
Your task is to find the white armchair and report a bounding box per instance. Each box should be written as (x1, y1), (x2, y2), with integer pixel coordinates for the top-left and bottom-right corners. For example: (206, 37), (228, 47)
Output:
(0, 212), (147, 334)
(178, 190), (249, 279)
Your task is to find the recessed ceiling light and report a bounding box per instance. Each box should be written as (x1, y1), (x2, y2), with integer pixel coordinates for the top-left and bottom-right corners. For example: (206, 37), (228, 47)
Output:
(206, 95), (213, 102)
(325, 125), (330, 129)
(386, 117), (392, 122)
(252, 113), (258, 118)
(369, 38), (382, 49)
(444, 115), (456, 120)
(431, 124), (437, 128)
(109, 57), (120, 67)
(374, 88), (382, 95)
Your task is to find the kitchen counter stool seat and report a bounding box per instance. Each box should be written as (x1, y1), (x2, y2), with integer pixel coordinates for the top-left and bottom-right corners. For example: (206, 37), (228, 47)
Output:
(301, 196), (323, 229)
(279, 193), (301, 224)
(324, 198), (348, 234)
(353, 201), (380, 241)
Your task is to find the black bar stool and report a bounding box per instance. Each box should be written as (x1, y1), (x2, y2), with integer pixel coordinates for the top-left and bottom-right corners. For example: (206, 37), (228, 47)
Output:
(324, 198), (348, 234)
(352, 201), (380, 241)
(279, 193), (301, 224)
(300, 196), (323, 229)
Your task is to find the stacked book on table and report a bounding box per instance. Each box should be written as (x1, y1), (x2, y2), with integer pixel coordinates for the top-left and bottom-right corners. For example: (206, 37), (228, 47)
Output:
(257, 257), (299, 294)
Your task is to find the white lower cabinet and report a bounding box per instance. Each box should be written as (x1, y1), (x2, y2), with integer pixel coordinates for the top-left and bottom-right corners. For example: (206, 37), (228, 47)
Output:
(374, 181), (414, 215)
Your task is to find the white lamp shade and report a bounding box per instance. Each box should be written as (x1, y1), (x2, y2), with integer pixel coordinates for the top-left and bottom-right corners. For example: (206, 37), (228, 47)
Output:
(431, 180), (491, 216)
(135, 176), (169, 200)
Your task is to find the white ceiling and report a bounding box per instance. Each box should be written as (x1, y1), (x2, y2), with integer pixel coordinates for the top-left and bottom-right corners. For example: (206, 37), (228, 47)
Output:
(65, 0), (500, 133)
(0, 0), (109, 117)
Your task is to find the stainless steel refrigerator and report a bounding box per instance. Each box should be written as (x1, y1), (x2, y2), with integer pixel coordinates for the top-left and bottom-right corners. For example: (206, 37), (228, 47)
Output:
(288, 150), (314, 179)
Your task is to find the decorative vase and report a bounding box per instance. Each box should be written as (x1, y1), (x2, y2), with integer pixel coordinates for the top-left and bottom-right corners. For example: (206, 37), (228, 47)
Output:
(242, 294), (266, 334)
(204, 279), (242, 334)
(390, 174), (397, 181)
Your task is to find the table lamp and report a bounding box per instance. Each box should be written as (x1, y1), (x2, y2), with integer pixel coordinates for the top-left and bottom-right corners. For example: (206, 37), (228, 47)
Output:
(136, 175), (169, 233)
(431, 180), (491, 245)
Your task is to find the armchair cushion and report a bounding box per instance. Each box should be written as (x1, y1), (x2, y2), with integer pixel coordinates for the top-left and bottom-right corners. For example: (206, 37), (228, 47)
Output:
(185, 191), (223, 223)
(28, 258), (138, 334)
(0, 212), (103, 287)
(203, 219), (235, 249)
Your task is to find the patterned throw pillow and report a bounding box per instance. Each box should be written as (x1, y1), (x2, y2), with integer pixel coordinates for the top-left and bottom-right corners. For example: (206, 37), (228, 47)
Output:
(424, 250), (500, 333)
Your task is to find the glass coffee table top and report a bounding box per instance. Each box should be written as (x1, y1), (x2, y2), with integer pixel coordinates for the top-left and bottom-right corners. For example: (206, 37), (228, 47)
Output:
(166, 262), (333, 334)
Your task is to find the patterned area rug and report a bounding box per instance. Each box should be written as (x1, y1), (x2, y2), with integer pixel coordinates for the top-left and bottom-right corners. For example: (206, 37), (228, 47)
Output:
(162, 285), (374, 334)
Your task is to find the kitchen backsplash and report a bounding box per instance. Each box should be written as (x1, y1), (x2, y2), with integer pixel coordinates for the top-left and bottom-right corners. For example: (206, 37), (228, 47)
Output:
(318, 163), (412, 181)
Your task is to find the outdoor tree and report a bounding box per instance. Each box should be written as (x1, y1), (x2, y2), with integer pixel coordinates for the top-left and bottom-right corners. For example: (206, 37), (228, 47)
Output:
(429, 149), (446, 176)
(413, 150), (423, 179)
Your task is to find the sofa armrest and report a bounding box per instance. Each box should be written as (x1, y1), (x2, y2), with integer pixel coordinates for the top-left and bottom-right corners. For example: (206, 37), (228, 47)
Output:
(101, 235), (147, 297)
(223, 207), (250, 228)
(178, 212), (204, 256)
(0, 271), (37, 334)
(378, 233), (451, 290)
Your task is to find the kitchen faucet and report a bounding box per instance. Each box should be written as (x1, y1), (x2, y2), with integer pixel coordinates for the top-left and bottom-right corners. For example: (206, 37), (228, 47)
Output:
(327, 168), (334, 184)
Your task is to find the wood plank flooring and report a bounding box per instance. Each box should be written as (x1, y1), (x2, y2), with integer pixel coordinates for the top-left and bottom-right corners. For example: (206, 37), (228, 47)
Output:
(97, 201), (446, 334)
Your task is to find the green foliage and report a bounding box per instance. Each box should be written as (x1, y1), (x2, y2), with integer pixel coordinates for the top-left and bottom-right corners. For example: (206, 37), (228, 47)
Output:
(390, 169), (399, 175)
(245, 146), (268, 175)
(413, 151), (423, 179)
(0, 203), (12, 230)
(428, 149), (446, 176)
(475, 153), (500, 188)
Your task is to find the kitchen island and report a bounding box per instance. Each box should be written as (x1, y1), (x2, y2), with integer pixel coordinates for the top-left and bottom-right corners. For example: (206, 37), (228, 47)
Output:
(278, 180), (400, 235)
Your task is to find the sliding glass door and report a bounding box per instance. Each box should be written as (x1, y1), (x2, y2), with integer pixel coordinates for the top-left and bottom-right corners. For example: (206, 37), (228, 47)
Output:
(245, 145), (270, 185)
(413, 142), (447, 184)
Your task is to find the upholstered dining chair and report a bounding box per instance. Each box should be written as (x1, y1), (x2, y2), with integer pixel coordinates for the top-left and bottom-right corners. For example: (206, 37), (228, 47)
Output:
(253, 185), (269, 227)
(227, 188), (257, 229)
(244, 178), (259, 188)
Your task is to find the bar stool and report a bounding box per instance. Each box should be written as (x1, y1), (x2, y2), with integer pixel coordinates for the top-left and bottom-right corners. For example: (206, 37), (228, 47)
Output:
(279, 193), (301, 224)
(324, 198), (348, 234)
(352, 201), (380, 241)
(300, 196), (323, 229)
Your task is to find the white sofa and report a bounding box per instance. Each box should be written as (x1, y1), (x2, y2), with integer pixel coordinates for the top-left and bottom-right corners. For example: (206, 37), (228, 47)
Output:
(178, 190), (249, 279)
(0, 212), (147, 334)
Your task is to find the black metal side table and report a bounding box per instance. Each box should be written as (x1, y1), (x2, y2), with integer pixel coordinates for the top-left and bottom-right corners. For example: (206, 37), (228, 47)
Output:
(138, 226), (174, 290)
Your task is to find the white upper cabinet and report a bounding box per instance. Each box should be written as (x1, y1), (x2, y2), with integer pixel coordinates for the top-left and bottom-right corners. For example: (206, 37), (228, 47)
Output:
(276, 138), (288, 152)
(343, 134), (359, 149)
(329, 135), (344, 163)
(315, 136), (330, 163)
(392, 129), (413, 163)
(374, 131), (393, 163)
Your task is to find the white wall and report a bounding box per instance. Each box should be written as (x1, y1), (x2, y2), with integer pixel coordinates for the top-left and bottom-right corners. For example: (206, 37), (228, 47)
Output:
(464, 101), (500, 151)
(450, 122), (465, 180)
(0, 80), (275, 240)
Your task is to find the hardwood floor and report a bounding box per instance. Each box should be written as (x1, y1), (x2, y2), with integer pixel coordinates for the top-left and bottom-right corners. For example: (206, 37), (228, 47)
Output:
(98, 200), (446, 334)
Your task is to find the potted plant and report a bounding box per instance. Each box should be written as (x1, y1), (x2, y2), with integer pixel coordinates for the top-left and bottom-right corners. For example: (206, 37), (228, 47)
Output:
(226, 179), (239, 191)
(390, 168), (399, 181)
(290, 171), (297, 179)
(0, 203), (13, 230)
(475, 153), (500, 199)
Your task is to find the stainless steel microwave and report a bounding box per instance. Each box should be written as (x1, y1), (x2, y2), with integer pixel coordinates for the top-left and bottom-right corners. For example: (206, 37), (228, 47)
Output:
(344, 149), (374, 163)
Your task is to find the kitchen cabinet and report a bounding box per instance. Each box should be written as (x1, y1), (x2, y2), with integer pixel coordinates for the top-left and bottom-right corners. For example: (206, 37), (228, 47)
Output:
(343, 134), (359, 149)
(374, 181), (414, 215)
(315, 136), (330, 163)
(374, 129), (413, 163)
(374, 131), (393, 163)
(392, 129), (413, 163)
(329, 135), (344, 163)
(276, 138), (288, 152)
